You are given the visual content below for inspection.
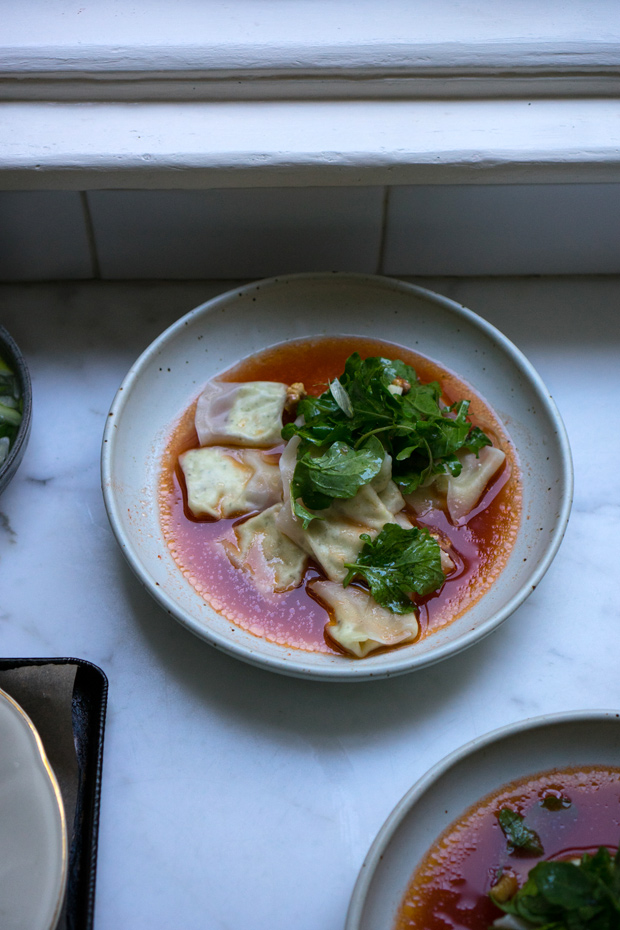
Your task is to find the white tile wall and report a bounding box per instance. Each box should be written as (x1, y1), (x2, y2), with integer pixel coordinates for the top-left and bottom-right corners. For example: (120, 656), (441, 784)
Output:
(87, 188), (384, 279)
(383, 184), (620, 275)
(1, 184), (620, 281)
(0, 191), (93, 280)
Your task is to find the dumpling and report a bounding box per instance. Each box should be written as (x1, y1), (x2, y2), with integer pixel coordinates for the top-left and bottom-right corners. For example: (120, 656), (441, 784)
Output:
(444, 445), (506, 522)
(179, 446), (282, 518)
(195, 380), (288, 447)
(278, 483), (410, 583)
(222, 504), (308, 593)
(310, 580), (419, 657)
(277, 441), (411, 582)
(405, 445), (506, 523)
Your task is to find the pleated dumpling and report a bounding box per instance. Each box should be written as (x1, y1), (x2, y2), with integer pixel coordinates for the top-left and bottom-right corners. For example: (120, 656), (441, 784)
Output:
(276, 442), (411, 582)
(179, 446), (282, 519)
(195, 380), (288, 447)
(310, 580), (419, 657)
(222, 504), (308, 593)
(444, 445), (506, 522)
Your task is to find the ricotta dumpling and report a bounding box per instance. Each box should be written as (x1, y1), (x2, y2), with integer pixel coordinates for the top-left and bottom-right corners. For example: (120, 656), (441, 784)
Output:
(195, 380), (288, 447)
(179, 446), (282, 519)
(444, 445), (506, 522)
(222, 504), (308, 593)
(310, 580), (419, 657)
(277, 479), (410, 583)
(405, 444), (506, 523)
(277, 439), (410, 582)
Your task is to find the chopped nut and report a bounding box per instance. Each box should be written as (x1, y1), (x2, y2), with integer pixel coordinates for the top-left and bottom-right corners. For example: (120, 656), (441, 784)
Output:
(490, 870), (519, 903)
(391, 377), (411, 395)
(285, 382), (306, 411)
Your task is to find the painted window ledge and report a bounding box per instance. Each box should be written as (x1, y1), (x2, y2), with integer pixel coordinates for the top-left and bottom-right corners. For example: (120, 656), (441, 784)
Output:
(2, 1), (620, 189)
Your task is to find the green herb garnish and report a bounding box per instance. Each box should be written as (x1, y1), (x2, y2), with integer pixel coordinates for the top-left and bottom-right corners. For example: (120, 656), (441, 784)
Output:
(492, 846), (620, 928)
(282, 353), (490, 523)
(0, 355), (23, 466)
(290, 435), (385, 527)
(342, 523), (445, 614)
(498, 809), (545, 856)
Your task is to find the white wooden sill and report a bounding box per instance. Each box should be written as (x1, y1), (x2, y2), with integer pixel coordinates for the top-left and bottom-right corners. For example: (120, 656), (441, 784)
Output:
(2, 98), (620, 190)
(2, 1), (620, 189)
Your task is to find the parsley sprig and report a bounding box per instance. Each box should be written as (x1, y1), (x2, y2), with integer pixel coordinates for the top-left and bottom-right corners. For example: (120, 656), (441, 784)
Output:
(282, 353), (490, 524)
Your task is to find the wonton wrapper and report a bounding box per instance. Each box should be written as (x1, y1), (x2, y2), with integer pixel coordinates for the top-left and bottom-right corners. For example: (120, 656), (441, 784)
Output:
(277, 483), (410, 583)
(405, 444), (506, 523)
(179, 446), (282, 518)
(445, 445), (506, 522)
(310, 580), (419, 657)
(277, 439), (410, 582)
(222, 504), (308, 593)
(195, 380), (288, 447)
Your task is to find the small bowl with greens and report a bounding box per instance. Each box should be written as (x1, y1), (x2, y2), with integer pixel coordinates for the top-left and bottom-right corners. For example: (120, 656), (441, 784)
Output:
(0, 326), (32, 494)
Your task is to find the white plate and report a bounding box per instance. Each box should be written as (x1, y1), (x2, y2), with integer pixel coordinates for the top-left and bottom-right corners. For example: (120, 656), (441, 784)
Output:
(101, 272), (572, 681)
(0, 687), (67, 930)
(346, 710), (620, 929)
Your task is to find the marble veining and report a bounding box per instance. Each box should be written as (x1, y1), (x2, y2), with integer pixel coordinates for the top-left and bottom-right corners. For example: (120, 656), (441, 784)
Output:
(0, 277), (618, 930)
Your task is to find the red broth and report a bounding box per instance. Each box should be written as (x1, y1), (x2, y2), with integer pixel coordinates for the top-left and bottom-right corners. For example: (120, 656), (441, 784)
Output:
(159, 336), (521, 655)
(396, 766), (620, 930)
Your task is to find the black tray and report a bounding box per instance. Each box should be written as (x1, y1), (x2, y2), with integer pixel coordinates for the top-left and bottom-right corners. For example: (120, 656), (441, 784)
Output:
(0, 658), (108, 930)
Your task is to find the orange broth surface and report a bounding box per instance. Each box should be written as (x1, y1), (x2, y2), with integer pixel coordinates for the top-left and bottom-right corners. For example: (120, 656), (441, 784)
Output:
(159, 335), (521, 655)
(395, 765), (620, 930)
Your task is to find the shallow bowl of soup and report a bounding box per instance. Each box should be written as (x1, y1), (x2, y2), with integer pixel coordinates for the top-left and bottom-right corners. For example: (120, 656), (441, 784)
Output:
(101, 273), (572, 681)
(345, 710), (620, 929)
(0, 326), (32, 495)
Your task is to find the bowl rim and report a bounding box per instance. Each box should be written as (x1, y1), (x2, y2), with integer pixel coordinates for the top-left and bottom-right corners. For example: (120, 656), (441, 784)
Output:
(101, 272), (574, 681)
(0, 324), (33, 486)
(345, 708), (620, 928)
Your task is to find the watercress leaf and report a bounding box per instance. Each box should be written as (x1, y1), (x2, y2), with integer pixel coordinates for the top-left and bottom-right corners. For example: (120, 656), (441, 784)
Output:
(494, 847), (620, 929)
(443, 453), (463, 477)
(389, 358), (420, 387)
(284, 351), (493, 509)
(407, 384), (442, 417)
(498, 809), (545, 856)
(292, 495), (324, 530)
(464, 425), (493, 455)
(292, 436), (385, 512)
(342, 523), (445, 614)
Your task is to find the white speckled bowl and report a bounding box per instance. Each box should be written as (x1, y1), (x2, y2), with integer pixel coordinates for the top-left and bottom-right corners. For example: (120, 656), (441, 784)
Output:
(345, 710), (620, 929)
(101, 273), (572, 681)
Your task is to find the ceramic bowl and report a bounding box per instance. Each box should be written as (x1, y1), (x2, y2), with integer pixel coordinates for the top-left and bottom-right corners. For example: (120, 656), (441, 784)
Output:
(345, 710), (620, 929)
(0, 325), (32, 495)
(101, 273), (572, 681)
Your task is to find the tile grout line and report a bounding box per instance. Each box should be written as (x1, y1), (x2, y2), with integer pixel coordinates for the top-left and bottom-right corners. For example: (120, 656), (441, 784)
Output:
(79, 191), (101, 279)
(376, 186), (390, 275)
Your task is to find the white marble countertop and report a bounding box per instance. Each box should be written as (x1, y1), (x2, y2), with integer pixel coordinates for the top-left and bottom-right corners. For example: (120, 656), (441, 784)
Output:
(0, 276), (618, 930)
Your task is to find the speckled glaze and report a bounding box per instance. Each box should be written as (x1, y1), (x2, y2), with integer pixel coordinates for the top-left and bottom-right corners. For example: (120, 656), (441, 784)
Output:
(101, 273), (573, 681)
(346, 710), (620, 930)
(0, 325), (32, 496)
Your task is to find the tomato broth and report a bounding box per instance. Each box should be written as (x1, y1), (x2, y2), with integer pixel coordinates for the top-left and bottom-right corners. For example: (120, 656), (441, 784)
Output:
(396, 766), (620, 930)
(159, 336), (521, 655)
